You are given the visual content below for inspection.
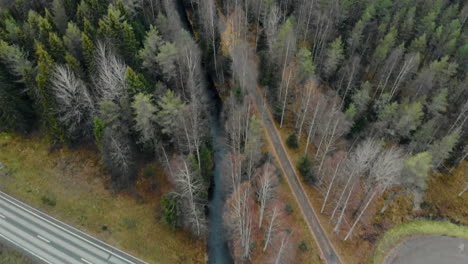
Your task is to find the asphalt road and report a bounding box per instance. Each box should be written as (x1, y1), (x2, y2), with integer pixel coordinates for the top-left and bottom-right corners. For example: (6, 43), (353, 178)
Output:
(250, 85), (342, 264)
(0, 191), (147, 264)
(386, 235), (468, 264)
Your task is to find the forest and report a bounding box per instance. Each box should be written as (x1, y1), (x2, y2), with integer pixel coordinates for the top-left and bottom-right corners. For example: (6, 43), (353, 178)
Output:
(0, 0), (467, 263)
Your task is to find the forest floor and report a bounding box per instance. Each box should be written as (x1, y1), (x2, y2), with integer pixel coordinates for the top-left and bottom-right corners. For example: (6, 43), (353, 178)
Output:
(260, 96), (468, 264)
(0, 132), (206, 264)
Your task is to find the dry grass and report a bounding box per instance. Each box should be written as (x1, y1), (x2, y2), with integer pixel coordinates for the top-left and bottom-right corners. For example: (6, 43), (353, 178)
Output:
(424, 161), (468, 225)
(0, 133), (206, 264)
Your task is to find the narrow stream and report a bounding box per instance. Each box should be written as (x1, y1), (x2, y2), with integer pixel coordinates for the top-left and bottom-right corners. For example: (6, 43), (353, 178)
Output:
(173, 1), (233, 263)
(205, 84), (233, 264)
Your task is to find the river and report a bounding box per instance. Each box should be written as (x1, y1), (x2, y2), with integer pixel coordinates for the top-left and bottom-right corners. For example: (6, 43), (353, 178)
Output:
(173, 1), (233, 263)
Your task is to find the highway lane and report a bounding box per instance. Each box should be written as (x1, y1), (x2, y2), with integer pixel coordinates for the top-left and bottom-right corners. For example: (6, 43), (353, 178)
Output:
(0, 191), (147, 264)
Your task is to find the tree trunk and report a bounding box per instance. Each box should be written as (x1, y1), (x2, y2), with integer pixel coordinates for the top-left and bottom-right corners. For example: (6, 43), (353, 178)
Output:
(280, 68), (292, 128)
(334, 181), (356, 235)
(321, 160), (342, 213)
(304, 100), (321, 155)
(344, 191), (377, 241)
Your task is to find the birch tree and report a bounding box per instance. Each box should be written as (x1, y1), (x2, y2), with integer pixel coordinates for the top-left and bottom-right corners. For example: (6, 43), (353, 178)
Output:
(263, 206), (280, 252)
(344, 147), (404, 240)
(256, 162), (278, 228)
(170, 155), (207, 237)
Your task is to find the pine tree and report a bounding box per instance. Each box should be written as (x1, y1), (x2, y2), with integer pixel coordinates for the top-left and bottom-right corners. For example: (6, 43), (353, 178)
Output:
(139, 25), (163, 74)
(322, 36), (344, 79)
(403, 152), (432, 190)
(296, 46), (315, 85)
(48, 32), (66, 61)
(35, 43), (63, 142)
(126, 67), (146, 95)
(81, 32), (94, 72)
(156, 90), (184, 137)
(132, 93), (158, 146)
(429, 128), (461, 168)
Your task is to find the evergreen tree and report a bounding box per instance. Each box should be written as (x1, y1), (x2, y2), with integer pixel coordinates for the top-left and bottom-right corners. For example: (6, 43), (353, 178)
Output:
(139, 25), (163, 75)
(403, 152), (432, 190)
(156, 90), (184, 137)
(322, 36), (344, 79)
(132, 92), (158, 146)
(296, 46), (315, 85)
(35, 43), (63, 142)
(429, 128), (461, 168)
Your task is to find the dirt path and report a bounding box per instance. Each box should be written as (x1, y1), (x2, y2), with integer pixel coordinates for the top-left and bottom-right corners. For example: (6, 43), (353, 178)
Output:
(250, 85), (342, 264)
(386, 235), (468, 264)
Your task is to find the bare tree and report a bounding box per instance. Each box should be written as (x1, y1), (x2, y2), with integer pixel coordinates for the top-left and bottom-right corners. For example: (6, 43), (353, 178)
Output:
(224, 183), (253, 261)
(344, 147), (404, 240)
(170, 155), (207, 237)
(93, 42), (127, 102)
(272, 231), (294, 264)
(51, 64), (94, 139)
(304, 93), (325, 155)
(332, 138), (382, 233)
(102, 128), (136, 188)
(176, 93), (208, 169)
(256, 162), (278, 228)
(263, 205), (280, 252)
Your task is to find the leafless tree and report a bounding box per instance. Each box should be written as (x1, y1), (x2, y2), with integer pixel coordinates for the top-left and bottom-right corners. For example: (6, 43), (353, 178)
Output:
(272, 230), (294, 264)
(304, 93), (326, 155)
(263, 205), (280, 252)
(102, 128), (136, 188)
(93, 42), (127, 102)
(176, 92), (208, 169)
(388, 52), (420, 101)
(170, 155), (207, 237)
(264, 3), (281, 53)
(344, 147), (404, 240)
(51, 64), (94, 139)
(256, 162), (278, 228)
(224, 183), (253, 261)
(198, 0), (219, 79)
(332, 138), (382, 233)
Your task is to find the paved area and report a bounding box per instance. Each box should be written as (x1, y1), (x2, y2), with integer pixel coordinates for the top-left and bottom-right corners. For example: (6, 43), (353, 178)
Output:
(386, 235), (468, 264)
(250, 84), (342, 264)
(0, 191), (146, 264)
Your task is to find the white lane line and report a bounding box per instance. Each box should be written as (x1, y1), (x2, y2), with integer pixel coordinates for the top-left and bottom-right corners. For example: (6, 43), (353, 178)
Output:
(37, 234), (50, 243)
(81, 257), (94, 264)
(0, 193), (143, 264)
(0, 214), (5, 219)
(0, 232), (53, 264)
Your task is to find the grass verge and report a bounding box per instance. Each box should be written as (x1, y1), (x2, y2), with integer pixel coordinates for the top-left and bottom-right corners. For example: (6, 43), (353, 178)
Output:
(0, 132), (206, 264)
(370, 220), (468, 264)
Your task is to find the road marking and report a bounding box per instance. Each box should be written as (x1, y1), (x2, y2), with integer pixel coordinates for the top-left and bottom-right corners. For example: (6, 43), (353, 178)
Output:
(0, 214), (5, 219)
(81, 257), (94, 264)
(0, 232), (53, 264)
(0, 193), (145, 264)
(37, 234), (50, 243)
